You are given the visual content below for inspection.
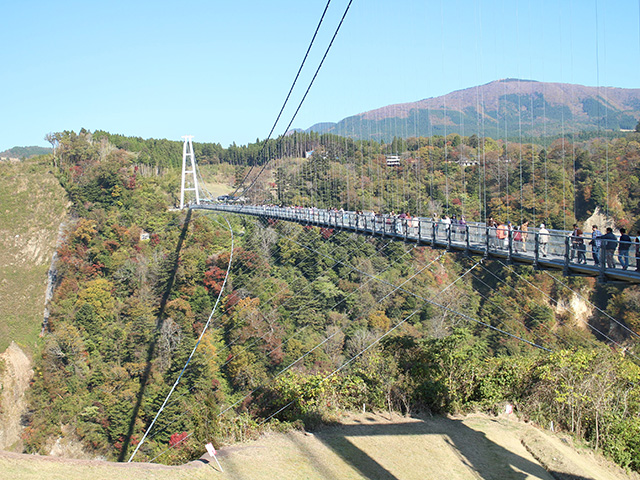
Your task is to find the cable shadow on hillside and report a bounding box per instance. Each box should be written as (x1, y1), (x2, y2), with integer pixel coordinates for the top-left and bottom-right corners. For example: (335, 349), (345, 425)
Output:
(117, 209), (192, 462)
(290, 428), (398, 480)
(313, 415), (595, 480)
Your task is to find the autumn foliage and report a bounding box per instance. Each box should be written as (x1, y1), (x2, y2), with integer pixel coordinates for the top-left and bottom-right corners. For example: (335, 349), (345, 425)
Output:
(24, 129), (640, 472)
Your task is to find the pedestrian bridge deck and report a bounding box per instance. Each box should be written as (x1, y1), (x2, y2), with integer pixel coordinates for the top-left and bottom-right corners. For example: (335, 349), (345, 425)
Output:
(192, 204), (640, 284)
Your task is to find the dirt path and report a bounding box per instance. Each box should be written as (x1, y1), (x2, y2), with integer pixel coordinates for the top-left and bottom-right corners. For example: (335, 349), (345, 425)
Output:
(0, 342), (33, 451)
(0, 411), (637, 480)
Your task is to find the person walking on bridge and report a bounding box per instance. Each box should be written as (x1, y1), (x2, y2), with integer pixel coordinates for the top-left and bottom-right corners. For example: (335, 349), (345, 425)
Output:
(451, 215), (459, 240)
(590, 225), (602, 264)
(520, 220), (529, 252)
(618, 227), (631, 270)
(459, 215), (467, 238)
(488, 217), (497, 249)
(575, 230), (587, 264)
(496, 222), (508, 249)
(441, 215), (451, 240)
(569, 224), (581, 261)
(538, 224), (550, 257)
(599, 227), (617, 269)
(513, 224), (523, 252)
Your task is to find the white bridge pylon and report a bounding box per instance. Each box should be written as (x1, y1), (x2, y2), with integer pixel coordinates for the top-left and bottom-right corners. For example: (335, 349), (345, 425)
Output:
(180, 135), (200, 209)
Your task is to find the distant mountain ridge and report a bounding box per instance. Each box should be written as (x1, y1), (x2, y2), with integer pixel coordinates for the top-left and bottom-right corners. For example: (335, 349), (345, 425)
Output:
(0, 146), (52, 159)
(305, 79), (640, 140)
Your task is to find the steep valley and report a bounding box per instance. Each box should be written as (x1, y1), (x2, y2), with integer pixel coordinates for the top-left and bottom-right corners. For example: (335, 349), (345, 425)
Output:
(2, 132), (640, 478)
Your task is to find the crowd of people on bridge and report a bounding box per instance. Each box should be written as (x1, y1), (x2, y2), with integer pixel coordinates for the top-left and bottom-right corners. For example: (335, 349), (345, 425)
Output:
(377, 211), (640, 272)
(484, 217), (532, 253)
(221, 201), (640, 273)
(482, 216), (640, 272)
(585, 225), (638, 271)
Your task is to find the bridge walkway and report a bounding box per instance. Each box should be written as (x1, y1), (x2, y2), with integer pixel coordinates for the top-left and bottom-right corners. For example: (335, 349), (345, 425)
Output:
(192, 204), (640, 285)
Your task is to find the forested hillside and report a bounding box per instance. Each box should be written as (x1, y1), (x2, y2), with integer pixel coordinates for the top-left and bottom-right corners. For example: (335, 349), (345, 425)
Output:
(23, 129), (640, 472)
(0, 146), (51, 159)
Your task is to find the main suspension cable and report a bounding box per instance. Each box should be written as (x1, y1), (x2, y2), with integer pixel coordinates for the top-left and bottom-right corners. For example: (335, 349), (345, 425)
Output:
(232, 0), (335, 198)
(240, 0), (354, 200)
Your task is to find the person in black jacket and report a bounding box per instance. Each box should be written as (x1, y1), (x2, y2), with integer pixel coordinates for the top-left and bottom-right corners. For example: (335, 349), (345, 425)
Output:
(598, 227), (617, 269)
(575, 229), (587, 264)
(618, 227), (632, 270)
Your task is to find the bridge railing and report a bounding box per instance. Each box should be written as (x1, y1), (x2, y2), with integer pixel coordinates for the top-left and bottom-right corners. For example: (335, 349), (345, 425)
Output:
(199, 203), (640, 276)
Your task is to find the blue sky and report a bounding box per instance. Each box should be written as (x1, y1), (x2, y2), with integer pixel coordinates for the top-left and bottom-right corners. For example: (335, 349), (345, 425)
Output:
(1, 0), (638, 152)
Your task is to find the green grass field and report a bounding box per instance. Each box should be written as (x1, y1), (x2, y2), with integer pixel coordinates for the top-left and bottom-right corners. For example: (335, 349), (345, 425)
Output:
(198, 164), (236, 198)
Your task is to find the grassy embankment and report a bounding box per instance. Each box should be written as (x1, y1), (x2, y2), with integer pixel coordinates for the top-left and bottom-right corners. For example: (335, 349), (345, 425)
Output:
(198, 163), (237, 199)
(0, 412), (636, 480)
(0, 157), (68, 354)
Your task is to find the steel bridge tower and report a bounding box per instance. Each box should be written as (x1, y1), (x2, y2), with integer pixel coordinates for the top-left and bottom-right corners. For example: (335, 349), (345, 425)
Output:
(180, 135), (200, 209)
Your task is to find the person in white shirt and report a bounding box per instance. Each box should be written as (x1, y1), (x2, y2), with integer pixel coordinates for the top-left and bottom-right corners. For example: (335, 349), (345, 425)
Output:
(441, 215), (451, 239)
(539, 224), (550, 257)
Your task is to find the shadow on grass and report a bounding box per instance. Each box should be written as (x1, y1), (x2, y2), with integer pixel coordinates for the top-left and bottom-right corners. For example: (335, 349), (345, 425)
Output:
(314, 415), (595, 480)
(315, 432), (398, 479)
(117, 209), (192, 462)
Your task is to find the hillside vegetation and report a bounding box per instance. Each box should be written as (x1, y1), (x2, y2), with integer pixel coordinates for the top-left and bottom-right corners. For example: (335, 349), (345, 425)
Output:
(0, 146), (52, 159)
(17, 129), (640, 474)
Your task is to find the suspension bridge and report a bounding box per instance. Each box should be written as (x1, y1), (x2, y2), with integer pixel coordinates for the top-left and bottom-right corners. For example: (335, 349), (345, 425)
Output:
(192, 202), (640, 284)
(178, 128), (640, 285)
(127, 1), (640, 465)
(133, 156), (640, 462)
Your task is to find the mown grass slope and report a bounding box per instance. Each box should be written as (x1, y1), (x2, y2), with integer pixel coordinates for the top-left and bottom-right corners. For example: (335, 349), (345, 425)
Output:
(0, 157), (68, 354)
(1, 412), (636, 480)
